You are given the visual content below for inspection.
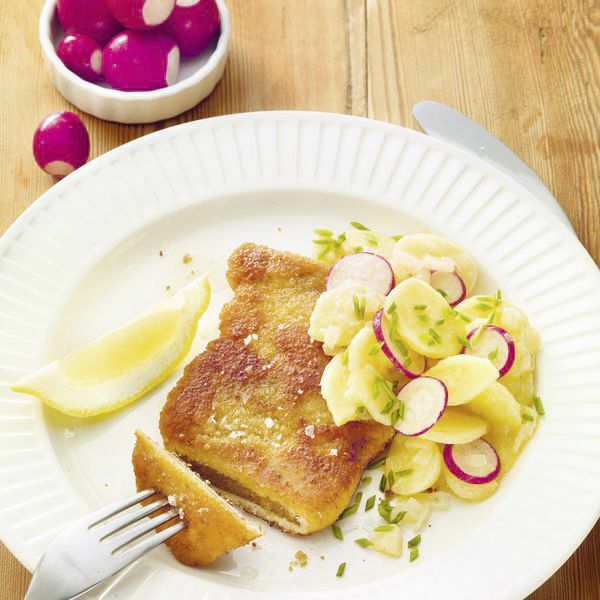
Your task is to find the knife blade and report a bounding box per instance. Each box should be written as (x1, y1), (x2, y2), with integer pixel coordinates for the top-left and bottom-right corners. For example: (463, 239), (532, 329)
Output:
(412, 101), (574, 232)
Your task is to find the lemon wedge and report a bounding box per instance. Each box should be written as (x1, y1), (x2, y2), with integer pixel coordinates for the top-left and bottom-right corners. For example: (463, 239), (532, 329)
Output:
(11, 275), (211, 417)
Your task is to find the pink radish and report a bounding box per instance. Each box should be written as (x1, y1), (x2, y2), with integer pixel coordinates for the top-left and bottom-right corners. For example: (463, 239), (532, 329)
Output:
(394, 376), (448, 437)
(465, 325), (515, 377)
(372, 309), (425, 379)
(162, 0), (220, 57)
(430, 271), (466, 306)
(57, 33), (104, 82)
(103, 30), (180, 91)
(57, 0), (122, 44)
(33, 112), (90, 178)
(443, 439), (500, 484)
(327, 253), (395, 295)
(108, 0), (176, 30)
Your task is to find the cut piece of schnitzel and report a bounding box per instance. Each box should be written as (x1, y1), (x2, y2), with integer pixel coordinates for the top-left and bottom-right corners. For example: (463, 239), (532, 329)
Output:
(160, 243), (393, 534)
(132, 430), (261, 566)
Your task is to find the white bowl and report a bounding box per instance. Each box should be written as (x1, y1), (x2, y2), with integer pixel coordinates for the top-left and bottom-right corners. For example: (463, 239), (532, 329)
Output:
(39, 0), (230, 124)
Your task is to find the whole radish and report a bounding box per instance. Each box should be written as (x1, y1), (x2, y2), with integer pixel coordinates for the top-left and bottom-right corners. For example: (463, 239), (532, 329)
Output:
(57, 0), (122, 44)
(57, 33), (104, 82)
(33, 112), (90, 178)
(108, 0), (176, 30)
(162, 0), (220, 58)
(103, 30), (180, 91)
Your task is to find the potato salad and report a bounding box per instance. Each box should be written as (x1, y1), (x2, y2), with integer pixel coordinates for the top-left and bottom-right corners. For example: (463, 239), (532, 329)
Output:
(310, 224), (542, 559)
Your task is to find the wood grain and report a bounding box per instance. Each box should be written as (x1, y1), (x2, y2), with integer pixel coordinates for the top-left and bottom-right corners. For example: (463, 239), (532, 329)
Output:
(0, 1), (598, 598)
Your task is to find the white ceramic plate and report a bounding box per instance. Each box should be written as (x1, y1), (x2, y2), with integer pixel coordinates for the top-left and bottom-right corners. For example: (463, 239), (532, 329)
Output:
(0, 112), (599, 600)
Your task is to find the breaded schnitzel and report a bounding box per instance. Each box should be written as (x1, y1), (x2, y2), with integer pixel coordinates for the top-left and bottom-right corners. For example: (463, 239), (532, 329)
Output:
(132, 430), (261, 566)
(160, 243), (393, 534)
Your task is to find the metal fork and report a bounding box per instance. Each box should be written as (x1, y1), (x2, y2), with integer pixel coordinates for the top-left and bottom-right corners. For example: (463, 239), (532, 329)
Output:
(25, 489), (186, 600)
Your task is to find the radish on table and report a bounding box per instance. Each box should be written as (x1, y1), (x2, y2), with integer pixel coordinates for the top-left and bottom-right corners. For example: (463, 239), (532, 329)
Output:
(57, 0), (122, 44)
(57, 33), (104, 82)
(108, 0), (176, 30)
(103, 30), (180, 91)
(163, 0), (221, 58)
(33, 112), (90, 178)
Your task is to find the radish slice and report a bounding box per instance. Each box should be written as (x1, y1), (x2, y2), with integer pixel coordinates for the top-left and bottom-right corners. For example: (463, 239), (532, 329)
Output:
(465, 325), (515, 376)
(57, 33), (104, 82)
(430, 271), (466, 307)
(394, 376), (448, 437)
(443, 439), (500, 484)
(162, 0), (221, 57)
(108, 0), (176, 29)
(33, 112), (90, 178)
(372, 309), (425, 379)
(326, 253), (395, 295)
(103, 30), (180, 91)
(57, 0), (122, 44)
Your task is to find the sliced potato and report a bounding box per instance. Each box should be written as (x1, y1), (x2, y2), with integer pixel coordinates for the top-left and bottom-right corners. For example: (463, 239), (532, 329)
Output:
(347, 325), (399, 381)
(308, 282), (384, 355)
(421, 407), (488, 444)
(443, 465), (498, 502)
(393, 234), (478, 292)
(425, 355), (499, 406)
(340, 229), (396, 259)
(320, 353), (361, 426)
(468, 382), (521, 437)
(347, 365), (393, 426)
(371, 525), (403, 557)
(384, 278), (464, 358)
(385, 435), (442, 495)
(390, 496), (431, 530)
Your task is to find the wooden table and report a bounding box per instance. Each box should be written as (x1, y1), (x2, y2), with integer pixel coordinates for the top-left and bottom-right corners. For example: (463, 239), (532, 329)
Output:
(1, 1), (598, 598)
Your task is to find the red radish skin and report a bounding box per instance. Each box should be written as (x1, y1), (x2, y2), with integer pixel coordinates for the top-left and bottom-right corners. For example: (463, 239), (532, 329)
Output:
(162, 0), (220, 57)
(33, 112), (90, 178)
(57, 33), (104, 82)
(57, 0), (122, 44)
(465, 325), (515, 377)
(108, 0), (176, 30)
(372, 309), (425, 379)
(443, 439), (500, 484)
(326, 253), (395, 295)
(430, 270), (466, 307)
(103, 30), (180, 91)
(394, 376), (448, 437)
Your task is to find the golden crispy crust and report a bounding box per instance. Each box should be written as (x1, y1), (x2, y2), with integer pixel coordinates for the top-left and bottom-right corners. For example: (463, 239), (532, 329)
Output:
(160, 243), (393, 534)
(132, 430), (261, 566)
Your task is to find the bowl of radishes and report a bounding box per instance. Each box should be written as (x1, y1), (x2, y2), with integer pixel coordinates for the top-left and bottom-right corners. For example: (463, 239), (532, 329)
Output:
(39, 0), (230, 123)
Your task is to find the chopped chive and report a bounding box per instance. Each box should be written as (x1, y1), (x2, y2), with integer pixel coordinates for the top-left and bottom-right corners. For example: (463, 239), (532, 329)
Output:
(414, 304), (427, 311)
(381, 400), (395, 414)
(361, 476), (372, 487)
(395, 468), (413, 477)
(369, 342), (384, 356)
(387, 470), (396, 487)
(331, 524), (343, 540)
(371, 379), (380, 398)
(317, 246), (330, 260)
(354, 491), (363, 505)
(408, 534), (421, 548)
(391, 234), (404, 241)
(397, 399), (405, 420)
(379, 473), (387, 492)
(391, 510), (406, 524)
(365, 495), (376, 511)
(353, 295), (365, 320)
(390, 311), (399, 336)
(365, 232), (378, 246)
(475, 303), (494, 312)
(409, 547), (419, 562)
(522, 413), (534, 423)
(436, 288), (448, 298)
(337, 232), (346, 244)
(356, 405), (366, 414)
(341, 350), (349, 365)
(477, 295), (497, 303)
(378, 499), (392, 521)
(403, 357), (412, 368)
(336, 562), (346, 577)
(338, 502), (359, 520)
(429, 328), (442, 343)
(533, 396), (545, 416)
(314, 229), (333, 237)
(458, 313), (472, 323)
(367, 456), (387, 470)
(390, 408), (401, 426)
(353, 246), (363, 253)
(435, 318), (445, 326)
(496, 289), (502, 302)
(387, 301), (397, 315)
(488, 347), (498, 361)
(455, 334), (470, 347)
(350, 221), (368, 231)
(375, 524), (395, 532)
(355, 538), (373, 548)
(470, 322), (486, 346)
(394, 338), (409, 356)
(312, 238), (333, 245)
(417, 314), (430, 322)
